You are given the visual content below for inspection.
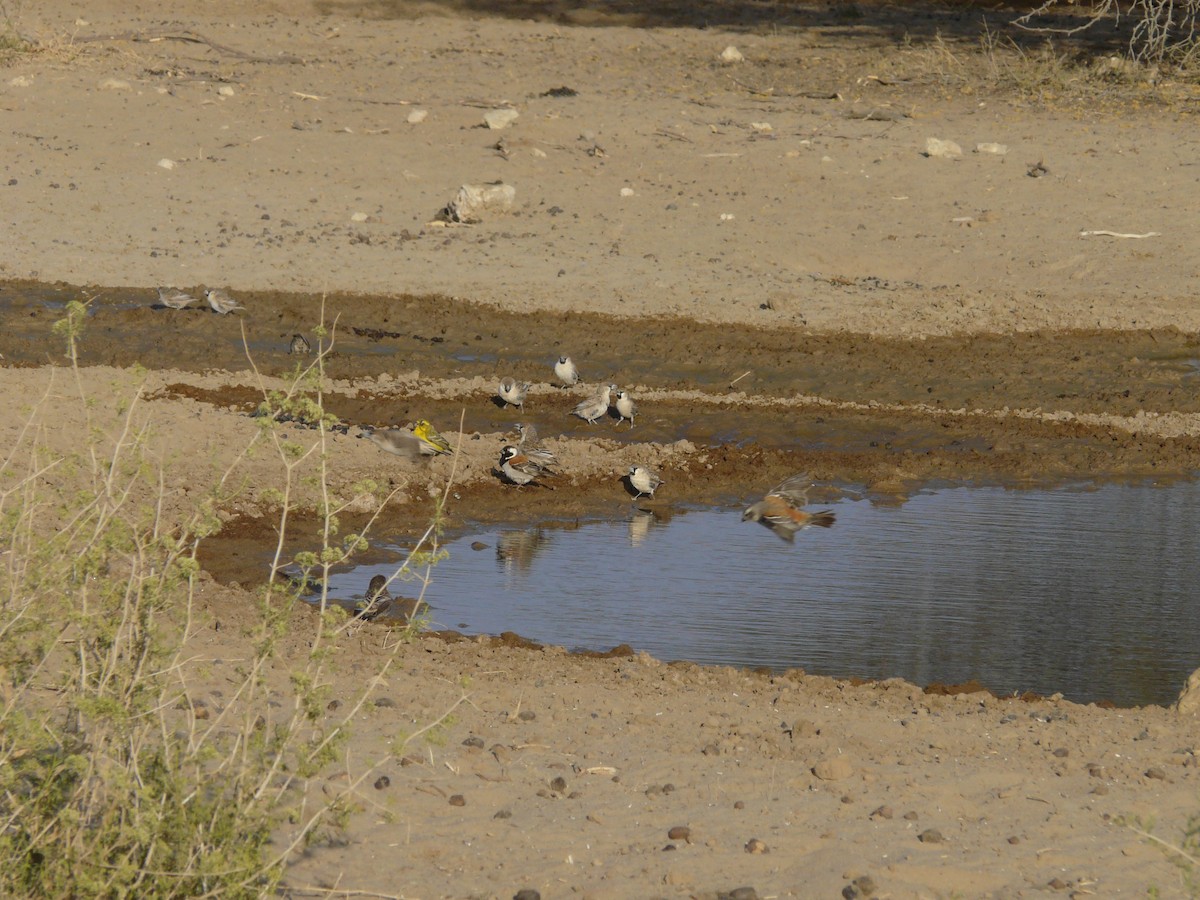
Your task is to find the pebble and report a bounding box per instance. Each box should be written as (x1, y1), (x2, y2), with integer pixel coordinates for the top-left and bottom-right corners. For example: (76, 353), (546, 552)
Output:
(902, 810), (919, 821)
(975, 142), (1008, 154)
(668, 825), (691, 842)
(99, 78), (131, 91)
(917, 828), (944, 843)
(813, 756), (853, 781)
(374, 775), (390, 790)
(462, 735), (485, 748)
(470, 541), (488, 550)
(733, 800), (745, 810)
(719, 45), (744, 63)
(870, 805), (893, 819)
(744, 838), (768, 854)
(842, 874), (878, 898)
(549, 776), (568, 793)
(513, 890), (540, 900)
(494, 808), (513, 819)
(1145, 766), (1167, 780)
(720, 889), (759, 900)
(484, 108), (519, 130)
(448, 794), (466, 807)
(407, 109), (428, 124)
(924, 137), (963, 159)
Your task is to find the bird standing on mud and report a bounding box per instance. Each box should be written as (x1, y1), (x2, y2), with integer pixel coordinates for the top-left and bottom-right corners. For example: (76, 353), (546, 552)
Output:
(498, 445), (555, 488)
(204, 288), (244, 315)
(554, 355), (580, 387)
(498, 377), (528, 409)
(742, 474), (835, 542)
(627, 465), (663, 499)
(614, 389), (637, 428)
(156, 287), (197, 309)
(572, 383), (613, 424)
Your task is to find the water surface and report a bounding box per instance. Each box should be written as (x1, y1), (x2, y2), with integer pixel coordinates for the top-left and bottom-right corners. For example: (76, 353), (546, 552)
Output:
(332, 481), (1200, 708)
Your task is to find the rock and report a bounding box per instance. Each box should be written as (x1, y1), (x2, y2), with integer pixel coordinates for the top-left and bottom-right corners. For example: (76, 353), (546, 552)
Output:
(374, 775), (390, 790)
(975, 141), (1008, 155)
(513, 891), (540, 900)
(620, 187), (635, 197)
(924, 138), (963, 159)
(721, 889), (759, 900)
(439, 182), (516, 224)
(813, 756), (853, 781)
(483, 108), (519, 130)
(1173, 666), (1200, 716)
(99, 78), (131, 91)
(744, 837), (768, 854)
(8, 75), (33, 87)
(720, 45), (745, 63)
(448, 794), (466, 806)
(217, 85), (235, 97)
(157, 159), (177, 170)
(917, 828), (944, 843)
(869, 804), (893, 819)
(668, 825), (691, 841)
(407, 109), (428, 124)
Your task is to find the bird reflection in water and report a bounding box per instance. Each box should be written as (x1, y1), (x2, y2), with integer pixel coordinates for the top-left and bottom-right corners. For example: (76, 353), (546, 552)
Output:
(496, 528), (549, 573)
(628, 506), (673, 547)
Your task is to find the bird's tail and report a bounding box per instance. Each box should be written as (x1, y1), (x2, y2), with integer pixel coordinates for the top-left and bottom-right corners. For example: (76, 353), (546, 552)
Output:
(809, 510), (836, 528)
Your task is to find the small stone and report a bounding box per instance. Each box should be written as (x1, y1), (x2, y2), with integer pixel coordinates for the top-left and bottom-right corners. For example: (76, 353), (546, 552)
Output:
(448, 794), (466, 807)
(917, 828), (944, 843)
(157, 159), (177, 170)
(374, 775), (390, 790)
(924, 137), (963, 159)
(373, 697), (396, 708)
(662, 783), (676, 793)
(471, 541), (488, 551)
(813, 756), (854, 781)
(1007, 835), (1021, 844)
(723, 889), (759, 900)
(702, 743), (721, 756)
(8, 75), (32, 88)
(744, 838), (768, 854)
(99, 78), (131, 91)
(733, 800), (746, 810)
(399, 755), (421, 766)
(902, 810), (919, 821)
(870, 805), (893, 820)
(350, 211), (370, 222)
(407, 109), (428, 124)
(974, 142), (1009, 155)
(1053, 747), (1069, 758)
(668, 825), (691, 842)
(217, 85), (235, 97)
(1092, 784), (1110, 795)
(494, 808), (513, 819)
(462, 735), (485, 748)
(842, 874), (877, 898)
(620, 186), (635, 197)
(549, 776), (568, 793)
(719, 45), (744, 63)
(1048, 877), (1069, 890)
(513, 891), (540, 900)
(1146, 766), (1167, 780)
(518, 709), (536, 721)
(484, 108), (519, 130)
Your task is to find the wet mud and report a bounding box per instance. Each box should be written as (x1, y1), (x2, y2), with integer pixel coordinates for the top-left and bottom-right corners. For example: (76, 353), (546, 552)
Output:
(8, 279), (1200, 591)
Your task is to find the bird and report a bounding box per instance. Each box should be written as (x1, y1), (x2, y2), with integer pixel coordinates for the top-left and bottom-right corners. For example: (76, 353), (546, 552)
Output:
(354, 574), (393, 621)
(515, 422), (557, 468)
(204, 288), (244, 315)
(614, 389), (637, 428)
(155, 286), (197, 309)
(412, 419), (452, 455)
(572, 383), (613, 424)
(742, 474), (836, 542)
(554, 355), (580, 387)
(361, 426), (424, 461)
(498, 445), (555, 488)
(628, 465), (663, 500)
(498, 377), (528, 409)
(353, 574), (428, 624)
(289, 334), (311, 355)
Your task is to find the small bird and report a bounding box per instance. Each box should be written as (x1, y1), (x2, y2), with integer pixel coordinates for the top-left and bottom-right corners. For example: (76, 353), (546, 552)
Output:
(554, 355), (580, 387)
(354, 574), (392, 621)
(628, 465), (663, 500)
(498, 377), (528, 409)
(412, 419), (452, 455)
(614, 389), (637, 429)
(155, 286), (197, 309)
(353, 574), (428, 624)
(362, 427), (424, 461)
(204, 288), (244, 315)
(572, 383), (613, 424)
(742, 474), (836, 542)
(289, 334), (312, 355)
(498, 445), (555, 488)
(515, 422), (558, 467)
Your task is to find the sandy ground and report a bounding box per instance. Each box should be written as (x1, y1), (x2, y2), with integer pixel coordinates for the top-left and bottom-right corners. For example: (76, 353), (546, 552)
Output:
(4, 0), (1200, 896)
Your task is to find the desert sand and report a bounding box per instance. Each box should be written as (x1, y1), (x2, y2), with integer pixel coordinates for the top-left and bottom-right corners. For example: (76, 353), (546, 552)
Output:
(2, 0), (1200, 896)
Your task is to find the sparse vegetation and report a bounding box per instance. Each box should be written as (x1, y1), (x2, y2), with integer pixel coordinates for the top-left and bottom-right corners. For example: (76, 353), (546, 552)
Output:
(0, 302), (450, 896)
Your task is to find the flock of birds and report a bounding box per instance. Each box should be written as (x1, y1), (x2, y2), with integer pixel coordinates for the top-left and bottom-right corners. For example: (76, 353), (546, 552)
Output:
(154, 287), (837, 546)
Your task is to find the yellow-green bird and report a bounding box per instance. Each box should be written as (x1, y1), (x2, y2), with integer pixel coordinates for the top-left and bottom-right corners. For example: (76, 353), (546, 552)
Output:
(412, 419), (452, 455)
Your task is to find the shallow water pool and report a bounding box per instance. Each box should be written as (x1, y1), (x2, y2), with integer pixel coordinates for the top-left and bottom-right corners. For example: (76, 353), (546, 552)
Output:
(332, 480), (1200, 708)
